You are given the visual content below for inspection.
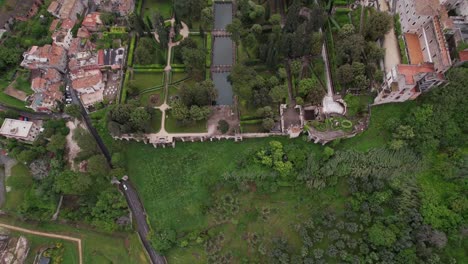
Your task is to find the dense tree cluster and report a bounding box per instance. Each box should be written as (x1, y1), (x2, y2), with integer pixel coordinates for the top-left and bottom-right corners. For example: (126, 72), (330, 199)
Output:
(108, 102), (154, 135)
(134, 37), (162, 65)
(334, 9), (390, 92)
(169, 80), (215, 124)
(2, 119), (128, 231)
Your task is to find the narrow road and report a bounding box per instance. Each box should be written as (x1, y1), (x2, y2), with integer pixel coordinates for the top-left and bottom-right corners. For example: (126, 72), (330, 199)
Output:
(0, 223), (82, 264)
(66, 73), (165, 263)
(120, 181), (166, 264)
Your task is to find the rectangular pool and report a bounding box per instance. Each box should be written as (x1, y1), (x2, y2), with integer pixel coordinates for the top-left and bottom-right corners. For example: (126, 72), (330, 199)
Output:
(212, 72), (233, 105)
(214, 3), (233, 30)
(212, 37), (234, 66)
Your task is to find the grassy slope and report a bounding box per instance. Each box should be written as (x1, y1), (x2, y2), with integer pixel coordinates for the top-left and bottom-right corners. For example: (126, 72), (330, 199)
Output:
(338, 102), (416, 151)
(142, 0), (173, 20)
(4, 163), (32, 211)
(125, 138), (325, 260)
(132, 72), (165, 91)
(11, 232), (79, 264)
(0, 218), (150, 264)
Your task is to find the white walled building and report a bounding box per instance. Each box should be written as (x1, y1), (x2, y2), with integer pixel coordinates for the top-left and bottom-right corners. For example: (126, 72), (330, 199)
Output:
(0, 119), (42, 142)
(395, 0), (452, 72)
(374, 63), (445, 105)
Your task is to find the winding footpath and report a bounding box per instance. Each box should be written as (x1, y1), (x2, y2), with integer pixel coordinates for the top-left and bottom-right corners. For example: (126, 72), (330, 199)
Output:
(0, 223), (83, 264)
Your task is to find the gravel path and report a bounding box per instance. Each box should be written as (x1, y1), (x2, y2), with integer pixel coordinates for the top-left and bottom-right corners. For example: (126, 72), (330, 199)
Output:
(66, 121), (82, 170)
(379, 0), (401, 72)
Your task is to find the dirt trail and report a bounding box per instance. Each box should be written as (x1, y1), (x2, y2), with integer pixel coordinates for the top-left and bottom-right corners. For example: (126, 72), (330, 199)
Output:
(0, 223), (83, 264)
(66, 121), (81, 170)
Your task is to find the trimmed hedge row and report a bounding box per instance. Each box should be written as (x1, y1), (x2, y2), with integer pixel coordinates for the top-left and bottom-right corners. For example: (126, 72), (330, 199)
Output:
(240, 115), (262, 121)
(206, 33), (212, 67)
(172, 68), (186, 73)
(171, 64), (186, 68)
(240, 119), (262, 125)
(133, 64), (166, 69)
(127, 36), (136, 68)
(133, 68), (166, 72)
(120, 71), (131, 103)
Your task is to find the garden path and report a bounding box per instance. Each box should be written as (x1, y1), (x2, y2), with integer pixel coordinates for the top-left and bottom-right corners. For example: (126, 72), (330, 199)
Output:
(153, 18), (191, 138)
(0, 223), (83, 264)
(379, 0), (401, 72)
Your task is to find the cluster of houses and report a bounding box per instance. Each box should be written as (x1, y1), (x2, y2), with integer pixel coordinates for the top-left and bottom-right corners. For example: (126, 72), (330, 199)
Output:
(374, 0), (468, 104)
(16, 0), (132, 112)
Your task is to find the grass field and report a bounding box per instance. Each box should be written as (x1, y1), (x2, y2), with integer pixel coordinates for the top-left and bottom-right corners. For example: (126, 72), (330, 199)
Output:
(338, 101), (416, 151)
(139, 88), (165, 106)
(150, 109), (162, 133)
(143, 0), (173, 20)
(132, 72), (165, 92)
(169, 72), (189, 84)
(0, 92), (29, 110)
(0, 218), (150, 264)
(4, 163), (33, 211)
(11, 232), (80, 264)
(164, 112), (207, 133)
(14, 72), (33, 95)
(124, 138), (326, 261)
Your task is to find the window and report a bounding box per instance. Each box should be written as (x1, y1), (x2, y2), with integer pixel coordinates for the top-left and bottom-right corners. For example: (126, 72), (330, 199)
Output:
(430, 39), (433, 43)
(412, 22), (416, 25)
(433, 54), (437, 58)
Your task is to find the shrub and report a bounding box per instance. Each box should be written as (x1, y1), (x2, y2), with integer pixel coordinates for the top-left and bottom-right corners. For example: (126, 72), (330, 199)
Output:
(217, 120), (229, 134)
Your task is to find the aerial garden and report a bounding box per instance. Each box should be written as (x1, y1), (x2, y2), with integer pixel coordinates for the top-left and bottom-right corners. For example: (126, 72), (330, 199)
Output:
(117, 1), (467, 263)
(125, 66), (468, 263)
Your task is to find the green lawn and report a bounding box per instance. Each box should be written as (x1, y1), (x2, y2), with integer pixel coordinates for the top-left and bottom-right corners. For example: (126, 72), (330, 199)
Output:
(10, 232), (80, 264)
(4, 163), (33, 211)
(241, 122), (265, 133)
(139, 88), (165, 106)
(164, 112), (207, 133)
(0, 218), (150, 264)
(14, 72), (33, 95)
(143, 0), (173, 20)
(150, 109), (162, 133)
(0, 92), (29, 110)
(338, 101), (417, 151)
(169, 72), (189, 84)
(124, 138), (326, 262)
(132, 72), (165, 92)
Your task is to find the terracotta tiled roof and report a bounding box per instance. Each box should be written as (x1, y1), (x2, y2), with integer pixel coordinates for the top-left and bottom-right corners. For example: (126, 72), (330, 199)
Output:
(82, 12), (102, 31)
(43, 68), (61, 82)
(77, 27), (91, 38)
(48, 1), (59, 13)
(61, 18), (76, 30)
(404, 33), (424, 64)
(48, 45), (66, 66)
(98, 50), (104, 65)
(459, 50), (468, 62)
(397, 63), (436, 85)
(31, 77), (47, 91)
(72, 70), (103, 89)
(49, 19), (60, 32)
